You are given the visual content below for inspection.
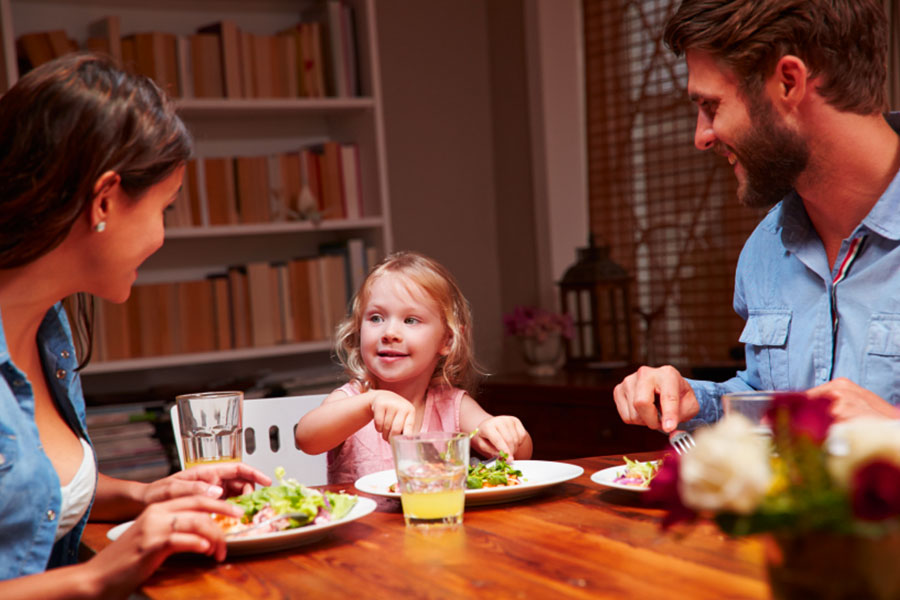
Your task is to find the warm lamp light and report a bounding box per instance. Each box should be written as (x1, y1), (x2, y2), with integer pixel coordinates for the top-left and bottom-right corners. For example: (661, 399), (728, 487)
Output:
(558, 237), (634, 368)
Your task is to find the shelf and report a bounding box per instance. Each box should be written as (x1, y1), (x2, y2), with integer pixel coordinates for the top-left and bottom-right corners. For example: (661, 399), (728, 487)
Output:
(164, 216), (384, 239)
(81, 340), (334, 375)
(176, 97), (376, 119)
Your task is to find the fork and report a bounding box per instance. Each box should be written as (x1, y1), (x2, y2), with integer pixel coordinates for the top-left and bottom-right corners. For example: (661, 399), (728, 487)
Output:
(669, 430), (696, 455)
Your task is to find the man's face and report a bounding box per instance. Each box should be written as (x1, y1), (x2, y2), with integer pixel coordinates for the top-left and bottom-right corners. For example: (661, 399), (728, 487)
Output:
(686, 50), (809, 208)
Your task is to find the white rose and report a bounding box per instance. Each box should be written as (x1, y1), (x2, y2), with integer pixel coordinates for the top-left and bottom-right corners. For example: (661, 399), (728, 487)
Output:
(826, 417), (900, 489)
(679, 415), (772, 514)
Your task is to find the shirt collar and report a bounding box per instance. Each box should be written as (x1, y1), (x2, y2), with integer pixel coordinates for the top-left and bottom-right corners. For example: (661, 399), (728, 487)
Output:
(774, 111), (900, 242)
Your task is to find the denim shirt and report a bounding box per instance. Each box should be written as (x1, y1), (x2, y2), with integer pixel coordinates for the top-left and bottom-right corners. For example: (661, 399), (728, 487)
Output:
(0, 303), (95, 580)
(687, 113), (900, 425)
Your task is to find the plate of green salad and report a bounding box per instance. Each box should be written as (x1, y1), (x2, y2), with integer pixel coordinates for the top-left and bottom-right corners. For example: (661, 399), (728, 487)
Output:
(107, 468), (377, 556)
(354, 458), (584, 506)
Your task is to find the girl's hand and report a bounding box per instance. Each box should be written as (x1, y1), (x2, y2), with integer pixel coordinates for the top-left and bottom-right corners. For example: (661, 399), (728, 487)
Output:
(472, 416), (529, 460)
(142, 462), (271, 505)
(370, 390), (416, 441)
(83, 495), (243, 599)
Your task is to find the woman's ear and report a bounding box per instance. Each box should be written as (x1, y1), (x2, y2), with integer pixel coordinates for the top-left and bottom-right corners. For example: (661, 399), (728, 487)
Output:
(90, 170), (120, 231)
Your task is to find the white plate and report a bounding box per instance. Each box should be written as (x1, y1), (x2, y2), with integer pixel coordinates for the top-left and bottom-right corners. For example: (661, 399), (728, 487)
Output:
(590, 465), (653, 493)
(354, 460), (584, 506)
(107, 497), (377, 556)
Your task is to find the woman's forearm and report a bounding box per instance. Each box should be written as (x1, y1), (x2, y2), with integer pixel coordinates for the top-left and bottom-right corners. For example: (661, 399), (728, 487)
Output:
(89, 473), (147, 521)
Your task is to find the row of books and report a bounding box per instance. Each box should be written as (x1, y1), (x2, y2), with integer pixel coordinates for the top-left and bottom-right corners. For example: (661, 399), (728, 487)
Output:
(86, 403), (174, 482)
(16, 1), (359, 99)
(167, 142), (363, 229)
(93, 240), (376, 362)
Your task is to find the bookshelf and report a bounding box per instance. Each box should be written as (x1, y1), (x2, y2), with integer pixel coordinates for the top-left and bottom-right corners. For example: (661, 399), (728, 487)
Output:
(0, 0), (392, 398)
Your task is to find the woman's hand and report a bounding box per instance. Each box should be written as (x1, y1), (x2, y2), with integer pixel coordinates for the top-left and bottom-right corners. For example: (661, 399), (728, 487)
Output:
(83, 495), (243, 599)
(471, 416), (531, 460)
(370, 390), (416, 441)
(142, 462), (272, 505)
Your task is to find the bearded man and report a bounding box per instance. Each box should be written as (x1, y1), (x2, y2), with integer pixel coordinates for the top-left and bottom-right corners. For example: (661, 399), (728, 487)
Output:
(614, 0), (900, 431)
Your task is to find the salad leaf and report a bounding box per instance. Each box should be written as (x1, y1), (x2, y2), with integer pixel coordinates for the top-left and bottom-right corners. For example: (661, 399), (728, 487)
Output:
(467, 452), (523, 489)
(227, 467), (357, 528)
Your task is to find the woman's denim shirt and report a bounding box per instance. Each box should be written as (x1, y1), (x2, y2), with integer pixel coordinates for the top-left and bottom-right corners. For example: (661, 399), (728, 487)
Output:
(0, 303), (95, 579)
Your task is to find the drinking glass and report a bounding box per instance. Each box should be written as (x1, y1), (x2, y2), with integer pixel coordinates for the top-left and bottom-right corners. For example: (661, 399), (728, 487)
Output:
(176, 391), (243, 468)
(390, 432), (469, 529)
(722, 391), (776, 436)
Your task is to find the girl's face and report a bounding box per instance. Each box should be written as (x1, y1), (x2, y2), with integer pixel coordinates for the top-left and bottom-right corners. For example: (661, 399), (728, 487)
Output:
(359, 273), (451, 388)
(86, 166), (183, 302)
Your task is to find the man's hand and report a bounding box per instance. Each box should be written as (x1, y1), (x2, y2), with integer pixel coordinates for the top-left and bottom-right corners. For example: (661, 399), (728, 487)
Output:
(613, 365), (699, 432)
(807, 377), (900, 421)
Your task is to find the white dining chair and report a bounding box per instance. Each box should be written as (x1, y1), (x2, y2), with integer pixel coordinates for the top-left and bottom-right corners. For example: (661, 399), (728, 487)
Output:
(170, 394), (328, 486)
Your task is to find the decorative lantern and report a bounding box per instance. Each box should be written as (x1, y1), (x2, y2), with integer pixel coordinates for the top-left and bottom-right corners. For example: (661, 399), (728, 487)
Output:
(558, 237), (634, 368)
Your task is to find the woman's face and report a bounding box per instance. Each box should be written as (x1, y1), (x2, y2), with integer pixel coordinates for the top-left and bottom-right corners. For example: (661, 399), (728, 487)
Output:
(87, 166), (183, 303)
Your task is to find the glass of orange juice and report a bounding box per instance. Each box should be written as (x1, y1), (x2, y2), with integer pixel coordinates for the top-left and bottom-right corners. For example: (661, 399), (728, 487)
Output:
(390, 431), (469, 529)
(176, 391), (243, 469)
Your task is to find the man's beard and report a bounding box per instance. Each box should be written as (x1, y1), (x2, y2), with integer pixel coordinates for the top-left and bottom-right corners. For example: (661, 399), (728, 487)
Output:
(727, 95), (810, 209)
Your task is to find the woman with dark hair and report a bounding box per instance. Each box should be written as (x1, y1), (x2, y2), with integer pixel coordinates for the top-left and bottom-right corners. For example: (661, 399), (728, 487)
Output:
(0, 53), (269, 597)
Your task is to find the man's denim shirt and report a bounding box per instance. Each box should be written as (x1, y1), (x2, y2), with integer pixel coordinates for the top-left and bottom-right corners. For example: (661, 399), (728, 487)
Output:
(687, 113), (900, 425)
(0, 303), (94, 579)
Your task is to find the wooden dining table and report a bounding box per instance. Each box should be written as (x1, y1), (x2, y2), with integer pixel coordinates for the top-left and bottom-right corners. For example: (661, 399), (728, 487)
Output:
(80, 453), (770, 599)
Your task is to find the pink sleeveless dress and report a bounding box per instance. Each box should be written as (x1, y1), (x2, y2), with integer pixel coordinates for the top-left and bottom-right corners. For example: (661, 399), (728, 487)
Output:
(327, 382), (464, 484)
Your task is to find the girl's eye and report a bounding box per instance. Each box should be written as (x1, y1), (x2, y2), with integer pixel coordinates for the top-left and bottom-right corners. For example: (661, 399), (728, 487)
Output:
(368, 314), (383, 323)
(404, 317), (419, 325)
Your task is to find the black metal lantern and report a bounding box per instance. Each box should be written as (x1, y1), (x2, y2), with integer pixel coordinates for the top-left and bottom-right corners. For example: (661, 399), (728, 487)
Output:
(558, 238), (634, 368)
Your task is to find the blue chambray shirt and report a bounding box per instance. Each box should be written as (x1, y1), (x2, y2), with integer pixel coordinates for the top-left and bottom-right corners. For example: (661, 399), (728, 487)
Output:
(686, 114), (900, 426)
(0, 303), (95, 579)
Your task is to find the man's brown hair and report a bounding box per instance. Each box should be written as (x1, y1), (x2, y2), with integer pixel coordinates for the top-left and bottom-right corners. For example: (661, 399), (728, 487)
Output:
(663, 0), (888, 114)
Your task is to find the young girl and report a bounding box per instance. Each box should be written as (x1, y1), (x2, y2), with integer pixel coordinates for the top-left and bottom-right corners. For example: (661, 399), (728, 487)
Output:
(295, 251), (532, 484)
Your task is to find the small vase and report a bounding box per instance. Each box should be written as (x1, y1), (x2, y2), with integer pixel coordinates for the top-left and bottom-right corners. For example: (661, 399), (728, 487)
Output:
(520, 333), (563, 377)
(765, 530), (900, 599)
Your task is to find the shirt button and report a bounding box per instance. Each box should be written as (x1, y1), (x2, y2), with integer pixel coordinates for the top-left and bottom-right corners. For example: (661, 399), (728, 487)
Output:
(47, 509), (56, 521)
(13, 379), (24, 387)
(60, 350), (70, 359)
(55, 369), (66, 380)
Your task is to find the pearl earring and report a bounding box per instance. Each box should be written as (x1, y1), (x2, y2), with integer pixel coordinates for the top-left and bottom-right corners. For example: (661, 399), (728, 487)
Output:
(93, 221), (107, 233)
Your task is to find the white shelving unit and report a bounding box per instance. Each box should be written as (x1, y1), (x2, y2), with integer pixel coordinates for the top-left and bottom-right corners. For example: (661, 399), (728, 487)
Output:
(0, 0), (392, 396)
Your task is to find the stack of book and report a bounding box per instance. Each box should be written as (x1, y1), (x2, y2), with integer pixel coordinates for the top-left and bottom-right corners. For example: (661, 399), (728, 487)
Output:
(86, 403), (174, 482)
(15, 0), (360, 99)
(93, 239), (376, 362)
(165, 143), (364, 229)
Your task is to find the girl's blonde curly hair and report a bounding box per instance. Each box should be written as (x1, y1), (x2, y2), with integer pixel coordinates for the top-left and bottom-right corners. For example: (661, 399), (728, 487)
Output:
(333, 251), (483, 394)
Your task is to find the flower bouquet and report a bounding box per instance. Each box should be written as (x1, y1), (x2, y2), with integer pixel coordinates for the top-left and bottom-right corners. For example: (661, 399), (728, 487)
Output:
(502, 306), (574, 376)
(647, 393), (900, 599)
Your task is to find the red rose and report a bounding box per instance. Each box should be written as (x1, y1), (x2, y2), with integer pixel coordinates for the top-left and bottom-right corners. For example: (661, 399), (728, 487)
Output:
(851, 460), (900, 521)
(766, 392), (834, 444)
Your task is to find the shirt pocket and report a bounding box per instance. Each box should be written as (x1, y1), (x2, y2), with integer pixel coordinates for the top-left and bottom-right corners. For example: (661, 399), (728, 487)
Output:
(863, 314), (900, 405)
(739, 309), (791, 390)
